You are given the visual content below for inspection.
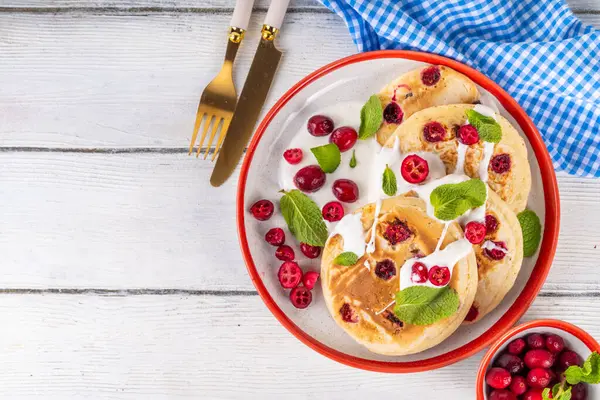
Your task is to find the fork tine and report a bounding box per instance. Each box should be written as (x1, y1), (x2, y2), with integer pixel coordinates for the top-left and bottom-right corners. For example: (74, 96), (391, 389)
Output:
(189, 111), (205, 155)
(212, 118), (231, 161)
(196, 115), (215, 157)
(203, 117), (223, 160)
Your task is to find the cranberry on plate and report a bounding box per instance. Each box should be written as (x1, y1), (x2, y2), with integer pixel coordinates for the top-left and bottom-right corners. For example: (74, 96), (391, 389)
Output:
(465, 221), (486, 244)
(265, 227), (285, 246)
(421, 65), (441, 86)
(401, 154), (429, 184)
(332, 179), (359, 203)
(275, 245), (295, 261)
(250, 199), (274, 221)
(457, 124), (480, 145)
(428, 265), (450, 286)
(283, 148), (303, 164)
(278, 261), (303, 289)
(289, 286), (312, 309)
(307, 115), (334, 137)
(423, 121), (446, 143)
(329, 126), (358, 152)
(322, 201), (344, 222)
(294, 165), (326, 193)
(300, 243), (321, 259)
(302, 271), (319, 290)
(383, 102), (404, 124)
(410, 262), (428, 284)
(486, 367), (512, 389)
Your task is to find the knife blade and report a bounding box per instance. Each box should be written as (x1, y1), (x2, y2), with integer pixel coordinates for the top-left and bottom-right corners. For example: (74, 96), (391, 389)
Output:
(211, 0), (290, 187)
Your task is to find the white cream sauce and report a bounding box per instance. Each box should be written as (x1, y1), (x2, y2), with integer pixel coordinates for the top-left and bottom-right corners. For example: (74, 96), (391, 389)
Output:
(481, 240), (508, 254)
(330, 212), (366, 258)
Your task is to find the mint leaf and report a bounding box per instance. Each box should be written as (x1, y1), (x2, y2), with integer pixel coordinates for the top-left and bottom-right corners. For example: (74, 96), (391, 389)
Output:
(334, 251), (359, 266)
(466, 109), (502, 143)
(382, 165), (397, 196)
(430, 179), (487, 221)
(566, 351), (600, 385)
(359, 95), (383, 140)
(280, 190), (328, 247)
(545, 383), (572, 400)
(517, 209), (542, 257)
(393, 286), (459, 326)
(310, 143), (341, 173)
(542, 388), (552, 400)
(349, 150), (357, 168)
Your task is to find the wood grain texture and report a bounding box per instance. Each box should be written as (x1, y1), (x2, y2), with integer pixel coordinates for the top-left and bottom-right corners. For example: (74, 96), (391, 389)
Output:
(0, 293), (595, 398)
(0, 152), (597, 291)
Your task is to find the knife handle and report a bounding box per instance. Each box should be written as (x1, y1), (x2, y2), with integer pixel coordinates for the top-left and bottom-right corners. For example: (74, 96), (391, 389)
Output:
(229, 0), (255, 43)
(264, 0), (290, 31)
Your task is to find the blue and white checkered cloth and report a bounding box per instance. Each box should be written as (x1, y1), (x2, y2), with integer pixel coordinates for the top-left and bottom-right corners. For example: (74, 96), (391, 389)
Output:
(319, 0), (600, 176)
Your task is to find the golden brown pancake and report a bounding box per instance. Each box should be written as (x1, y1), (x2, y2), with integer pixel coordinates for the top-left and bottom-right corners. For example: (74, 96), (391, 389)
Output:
(321, 196), (478, 356)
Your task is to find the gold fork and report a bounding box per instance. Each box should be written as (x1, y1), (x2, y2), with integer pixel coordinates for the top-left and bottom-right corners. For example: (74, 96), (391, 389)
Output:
(189, 0), (254, 160)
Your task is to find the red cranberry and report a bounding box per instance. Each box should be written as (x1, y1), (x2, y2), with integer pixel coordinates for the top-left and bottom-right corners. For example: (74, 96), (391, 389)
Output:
(423, 121), (447, 142)
(283, 148), (303, 164)
(491, 153), (511, 174)
(300, 243), (321, 259)
(465, 221), (486, 244)
(484, 241), (507, 260)
(275, 245), (295, 261)
(428, 265), (450, 286)
(457, 124), (480, 145)
(265, 227), (285, 246)
(278, 261), (303, 289)
(527, 333), (547, 350)
(545, 334), (565, 354)
(307, 115), (334, 137)
(509, 375), (528, 396)
(421, 65), (441, 86)
(289, 286), (312, 309)
(383, 102), (404, 124)
(522, 389), (543, 400)
(383, 310), (403, 327)
(294, 165), (326, 193)
(302, 271), (319, 290)
(383, 219), (412, 245)
(401, 154), (429, 183)
(489, 390), (517, 400)
(524, 349), (555, 369)
(486, 367), (512, 389)
(340, 303), (358, 323)
(526, 368), (551, 389)
(508, 338), (527, 355)
(250, 199), (274, 221)
(322, 201), (344, 222)
(496, 353), (525, 375)
(410, 262), (428, 283)
(374, 259), (397, 281)
(465, 304), (479, 322)
(332, 179), (359, 203)
(571, 382), (588, 400)
(556, 350), (582, 372)
(329, 126), (358, 152)
(486, 214), (499, 234)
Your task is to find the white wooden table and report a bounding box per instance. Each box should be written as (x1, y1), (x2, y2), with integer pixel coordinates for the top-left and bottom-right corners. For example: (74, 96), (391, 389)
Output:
(1, 1), (599, 398)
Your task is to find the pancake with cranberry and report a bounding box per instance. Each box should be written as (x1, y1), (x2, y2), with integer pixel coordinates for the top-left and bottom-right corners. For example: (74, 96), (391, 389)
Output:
(321, 196), (477, 356)
(376, 65), (480, 146)
(390, 104), (531, 213)
(463, 189), (524, 324)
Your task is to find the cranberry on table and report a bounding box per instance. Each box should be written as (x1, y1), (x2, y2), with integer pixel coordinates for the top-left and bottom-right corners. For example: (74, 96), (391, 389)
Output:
(289, 286), (312, 309)
(278, 261), (303, 289)
(507, 338), (527, 355)
(322, 201), (344, 222)
(489, 390), (516, 400)
(545, 334), (565, 354)
(275, 245), (295, 261)
(420, 65), (441, 86)
(307, 115), (334, 137)
(329, 126), (358, 152)
(422, 121), (447, 143)
(332, 179), (359, 203)
(486, 367), (512, 389)
(495, 353), (525, 375)
(383, 102), (404, 124)
(250, 199), (274, 221)
(522, 389), (543, 400)
(524, 349), (555, 369)
(556, 350), (582, 371)
(401, 154), (429, 183)
(571, 382), (588, 400)
(283, 148), (303, 164)
(302, 271), (319, 290)
(265, 227), (285, 246)
(410, 262), (428, 284)
(300, 243), (321, 259)
(465, 221), (486, 244)
(509, 375), (528, 396)
(428, 265), (450, 286)
(294, 165), (326, 193)
(457, 124), (480, 145)
(526, 367), (551, 389)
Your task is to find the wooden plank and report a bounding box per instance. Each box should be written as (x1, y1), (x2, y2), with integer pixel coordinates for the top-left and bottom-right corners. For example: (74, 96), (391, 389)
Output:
(0, 293), (596, 398)
(0, 152), (598, 291)
(0, 12), (355, 148)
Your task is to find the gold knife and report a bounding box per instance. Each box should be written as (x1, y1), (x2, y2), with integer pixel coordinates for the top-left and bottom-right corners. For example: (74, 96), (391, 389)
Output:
(210, 0), (290, 187)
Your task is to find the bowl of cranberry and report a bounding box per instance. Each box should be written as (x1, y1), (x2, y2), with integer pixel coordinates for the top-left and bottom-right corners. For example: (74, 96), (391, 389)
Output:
(477, 319), (600, 400)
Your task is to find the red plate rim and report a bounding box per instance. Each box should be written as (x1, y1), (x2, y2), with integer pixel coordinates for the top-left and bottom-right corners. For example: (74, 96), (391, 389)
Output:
(475, 319), (600, 399)
(236, 50), (560, 373)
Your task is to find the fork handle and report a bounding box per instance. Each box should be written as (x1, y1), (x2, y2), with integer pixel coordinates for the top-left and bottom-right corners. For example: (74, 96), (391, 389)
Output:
(264, 0), (290, 30)
(230, 0), (255, 31)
